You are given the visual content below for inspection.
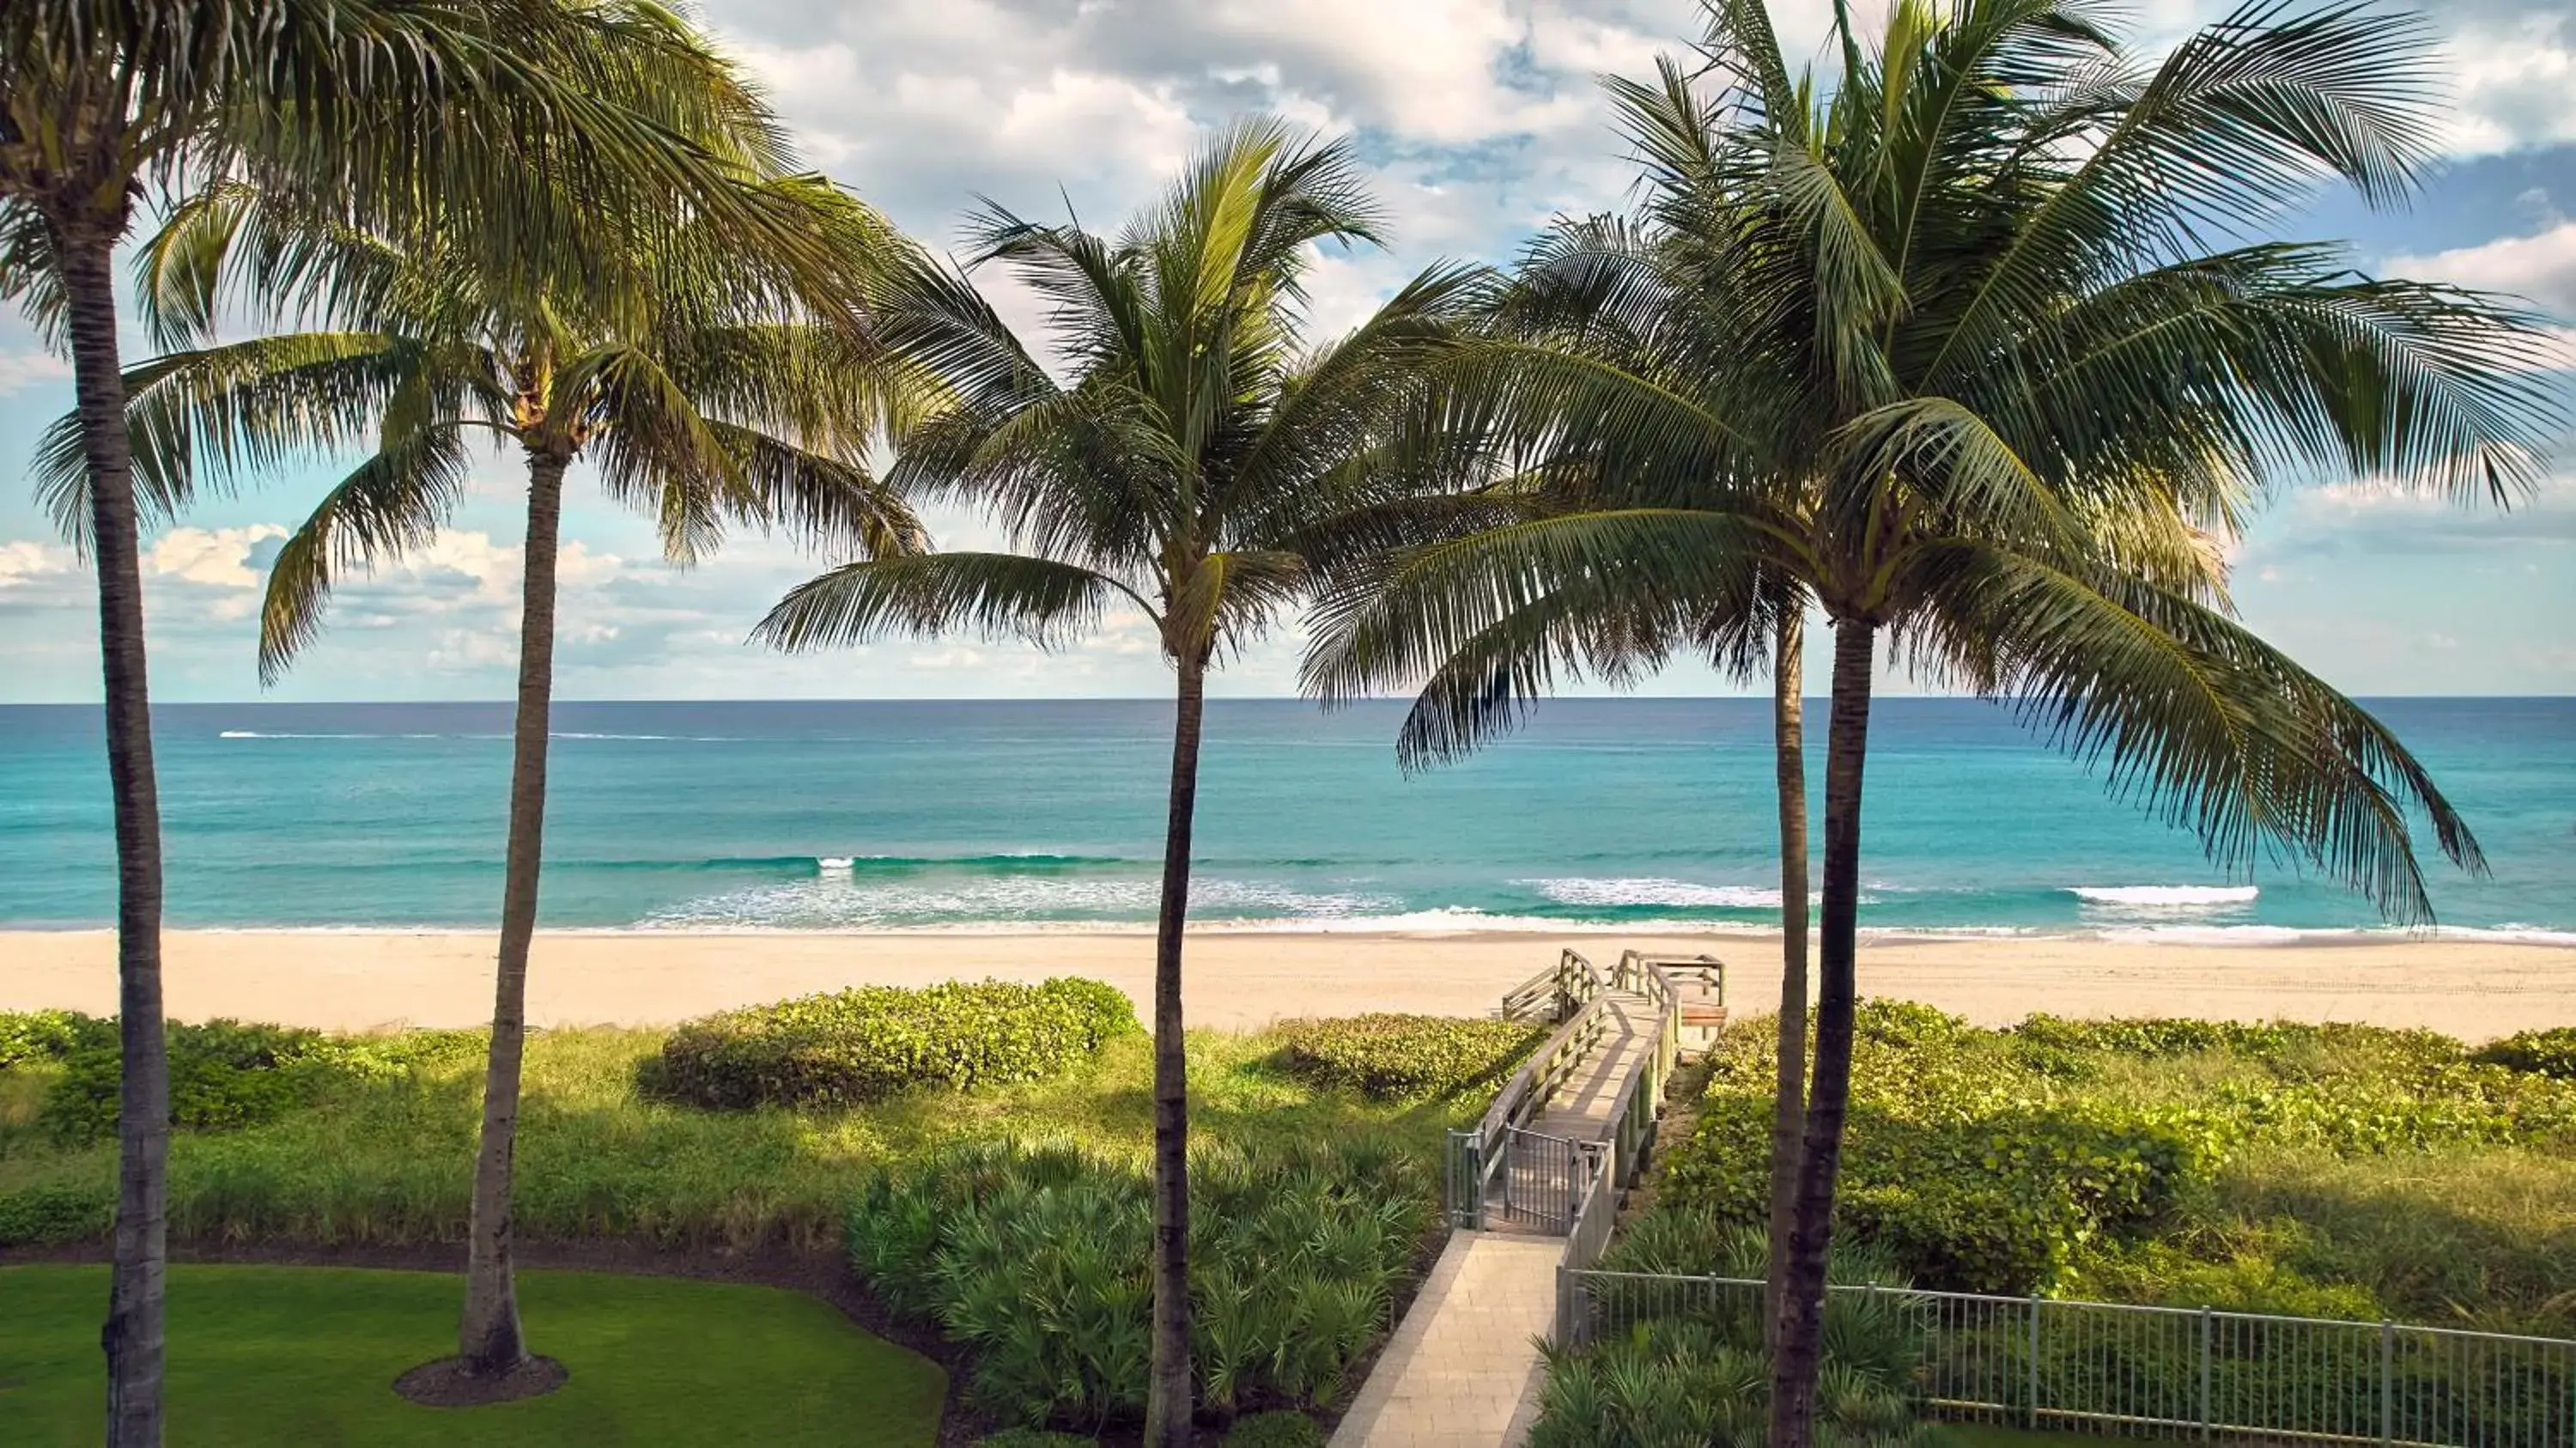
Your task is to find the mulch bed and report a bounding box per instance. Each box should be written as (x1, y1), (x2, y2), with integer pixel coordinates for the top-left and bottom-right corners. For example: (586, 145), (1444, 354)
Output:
(393, 1353), (569, 1407)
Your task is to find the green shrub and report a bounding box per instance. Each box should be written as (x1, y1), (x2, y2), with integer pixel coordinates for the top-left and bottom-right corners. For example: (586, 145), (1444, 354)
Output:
(653, 978), (1138, 1110)
(1224, 1410), (1324, 1448)
(40, 1019), (344, 1145)
(17, 1019), (488, 1147)
(1529, 1318), (1931, 1448)
(1270, 1014), (1542, 1102)
(1599, 1213), (1905, 1288)
(0, 1010), (115, 1070)
(848, 1135), (1433, 1429)
(1654, 1001), (2576, 1300)
(0, 1022), (1461, 1256)
(2475, 1027), (2576, 1080)
(0, 1178), (112, 1244)
(2064, 1241), (2385, 1320)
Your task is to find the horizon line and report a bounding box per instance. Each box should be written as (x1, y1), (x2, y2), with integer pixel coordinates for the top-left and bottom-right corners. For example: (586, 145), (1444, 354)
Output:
(3, 692), (2572, 708)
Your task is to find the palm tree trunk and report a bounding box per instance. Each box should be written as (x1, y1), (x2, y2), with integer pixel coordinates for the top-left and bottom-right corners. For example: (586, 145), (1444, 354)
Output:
(59, 222), (170, 1448)
(1144, 651), (1207, 1448)
(1768, 618), (1875, 1448)
(459, 450), (569, 1375)
(1763, 611), (1809, 1351)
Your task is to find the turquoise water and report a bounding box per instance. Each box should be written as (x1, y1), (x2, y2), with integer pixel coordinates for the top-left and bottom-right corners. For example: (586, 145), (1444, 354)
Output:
(0, 698), (2567, 939)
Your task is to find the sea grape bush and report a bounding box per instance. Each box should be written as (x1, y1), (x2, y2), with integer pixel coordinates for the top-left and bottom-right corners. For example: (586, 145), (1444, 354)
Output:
(1658, 1001), (2576, 1299)
(1270, 1013), (1545, 1101)
(848, 1136), (1433, 1430)
(27, 1017), (485, 1146)
(650, 977), (1138, 1109)
(0, 1010), (117, 1070)
(2475, 1026), (2576, 1080)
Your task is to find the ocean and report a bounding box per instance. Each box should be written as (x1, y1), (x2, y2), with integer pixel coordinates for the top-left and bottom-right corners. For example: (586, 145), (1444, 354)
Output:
(0, 697), (2567, 940)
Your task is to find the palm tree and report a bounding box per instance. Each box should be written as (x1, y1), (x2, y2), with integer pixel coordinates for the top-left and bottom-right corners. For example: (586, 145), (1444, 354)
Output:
(756, 118), (1476, 1445)
(35, 155), (923, 1386)
(1305, 2), (2565, 1441)
(1472, 213), (1827, 1344)
(2, 0), (849, 1433)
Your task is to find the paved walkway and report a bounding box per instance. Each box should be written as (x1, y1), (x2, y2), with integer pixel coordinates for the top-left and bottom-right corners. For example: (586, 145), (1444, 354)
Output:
(1332, 986), (1662, 1448)
(1327, 1233), (1564, 1448)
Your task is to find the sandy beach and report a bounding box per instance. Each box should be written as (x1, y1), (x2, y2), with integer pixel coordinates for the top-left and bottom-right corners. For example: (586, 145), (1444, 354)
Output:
(4, 928), (2572, 1039)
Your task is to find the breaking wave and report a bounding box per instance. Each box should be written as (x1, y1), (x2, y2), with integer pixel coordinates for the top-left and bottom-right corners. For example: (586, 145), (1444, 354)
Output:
(2068, 885), (2260, 908)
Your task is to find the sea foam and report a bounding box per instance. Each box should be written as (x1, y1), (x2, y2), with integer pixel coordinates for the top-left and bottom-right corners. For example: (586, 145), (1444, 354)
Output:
(2068, 885), (2260, 908)
(1531, 877), (1782, 909)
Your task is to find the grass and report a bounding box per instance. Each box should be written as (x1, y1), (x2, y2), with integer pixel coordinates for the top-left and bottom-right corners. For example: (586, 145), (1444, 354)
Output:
(0, 1026), (1475, 1253)
(0, 1263), (945, 1447)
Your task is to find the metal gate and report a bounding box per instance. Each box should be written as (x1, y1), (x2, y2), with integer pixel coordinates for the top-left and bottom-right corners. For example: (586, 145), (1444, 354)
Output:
(1491, 1128), (1585, 1232)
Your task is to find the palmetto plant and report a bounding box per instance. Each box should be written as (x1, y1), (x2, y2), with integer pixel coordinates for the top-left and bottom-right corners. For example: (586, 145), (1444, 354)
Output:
(33, 119), (922, 1385)
(848, 1137), (1430, 1432)
(1305, 1), (2564, 1442)
(759, 117), (1475, 1445)
(1, 0), (858, 1433)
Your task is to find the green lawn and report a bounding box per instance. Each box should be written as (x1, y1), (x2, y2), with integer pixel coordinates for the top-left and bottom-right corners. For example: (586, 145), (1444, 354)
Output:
(0, 1264), (945, 1447)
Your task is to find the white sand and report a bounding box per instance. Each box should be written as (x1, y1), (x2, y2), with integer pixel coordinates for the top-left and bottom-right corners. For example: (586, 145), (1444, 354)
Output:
(3, 928), (2571, 1039)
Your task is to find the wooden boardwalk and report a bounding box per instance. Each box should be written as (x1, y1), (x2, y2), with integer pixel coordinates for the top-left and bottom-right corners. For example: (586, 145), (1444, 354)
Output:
(1522, 991), (1656, 1145)
(1331, 964), (1683, 1448)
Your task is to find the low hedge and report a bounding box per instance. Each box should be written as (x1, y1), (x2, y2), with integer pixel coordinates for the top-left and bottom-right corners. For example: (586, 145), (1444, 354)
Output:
(24, 1018), (484, 1146)
(2475, 1027), (2576, 1080)
(650, 978), (1138, 1110)
(1271, 1014), (1544, 1102)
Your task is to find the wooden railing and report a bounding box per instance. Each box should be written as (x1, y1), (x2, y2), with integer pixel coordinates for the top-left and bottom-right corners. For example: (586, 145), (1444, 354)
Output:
(1450, 948), (1717, 1234)
(1453, 951), (1609, 1226)
(1498, 946), (1603, 1025)
(1475, 952), (1607, 1142)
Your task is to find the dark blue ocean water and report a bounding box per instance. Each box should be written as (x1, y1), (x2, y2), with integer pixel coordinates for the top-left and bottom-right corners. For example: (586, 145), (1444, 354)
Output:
(0, 698), (2567, 938)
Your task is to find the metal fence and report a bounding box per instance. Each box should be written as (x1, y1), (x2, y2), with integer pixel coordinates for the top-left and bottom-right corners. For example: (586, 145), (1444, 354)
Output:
(1492, 1128), (1585, 1232)
(1559, 1270), (2576, 1448)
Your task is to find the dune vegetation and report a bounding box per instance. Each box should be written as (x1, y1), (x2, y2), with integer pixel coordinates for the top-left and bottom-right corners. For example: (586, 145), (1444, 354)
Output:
(0, 1004), (1474, 1257)
(1632, 1003), (2576, 1335)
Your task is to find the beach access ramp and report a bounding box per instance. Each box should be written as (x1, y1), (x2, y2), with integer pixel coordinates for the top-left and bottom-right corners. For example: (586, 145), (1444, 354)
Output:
(1329, 948), (1722, 1448)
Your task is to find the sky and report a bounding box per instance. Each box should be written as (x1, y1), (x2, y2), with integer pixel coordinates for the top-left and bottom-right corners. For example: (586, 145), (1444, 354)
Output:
(2, 0), (2572, 704)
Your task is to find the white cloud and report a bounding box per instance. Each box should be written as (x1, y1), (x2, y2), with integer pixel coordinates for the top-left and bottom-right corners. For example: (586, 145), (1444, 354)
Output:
(0, 350), (70, 397)
(2439, 9), (2576, 155)
(2388, 220), (2576, 316)
(2384, 221), (2576, 371)
(0, 538), (76, 588)
(2244, 472), (2576, 560)
(144, 525), (288, 590)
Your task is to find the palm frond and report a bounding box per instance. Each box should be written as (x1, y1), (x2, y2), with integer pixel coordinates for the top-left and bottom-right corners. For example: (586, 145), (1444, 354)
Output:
(32, 332), (449, 551)
(1900, 540), (2474, 922)
(754, 552), (1147, 654)
(1303, 508), (1777, 707)
(258, 421), (471, 684)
